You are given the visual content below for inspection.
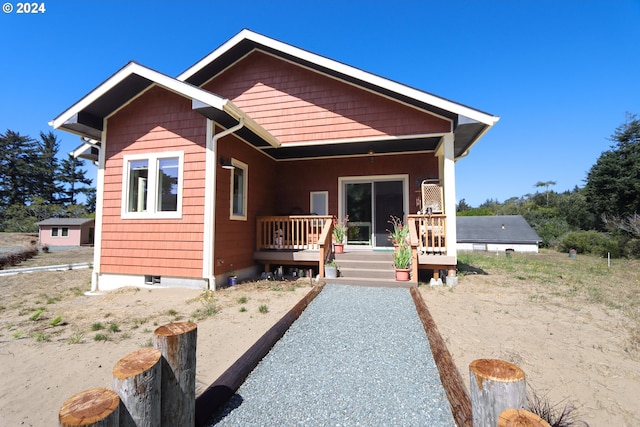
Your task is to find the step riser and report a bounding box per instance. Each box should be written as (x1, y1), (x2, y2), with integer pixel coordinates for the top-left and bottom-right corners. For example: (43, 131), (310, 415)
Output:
(338, 268), (395, 280)
(334, 252), (393, 261)
(335, 261), (391, 270)
(330, 250), (402, 282)
(325, 277), (415, 288)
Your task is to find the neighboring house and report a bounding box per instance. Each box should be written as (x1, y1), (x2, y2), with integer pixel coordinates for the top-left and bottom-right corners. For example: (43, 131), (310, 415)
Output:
(51, 30), (499, 291)
(37, 218), (95, 247)
(457, 215), (541, 253)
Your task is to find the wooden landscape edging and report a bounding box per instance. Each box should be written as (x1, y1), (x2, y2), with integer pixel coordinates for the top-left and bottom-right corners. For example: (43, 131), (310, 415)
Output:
(194, 282), (326, 426)
(410, 286), (472, 427)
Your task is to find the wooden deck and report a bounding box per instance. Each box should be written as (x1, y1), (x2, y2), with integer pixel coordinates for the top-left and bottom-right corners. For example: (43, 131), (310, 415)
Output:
(255, 215), (457, 281)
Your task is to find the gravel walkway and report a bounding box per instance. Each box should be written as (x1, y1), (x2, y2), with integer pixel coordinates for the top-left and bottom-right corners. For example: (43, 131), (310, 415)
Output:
(208, 284), (456, 426)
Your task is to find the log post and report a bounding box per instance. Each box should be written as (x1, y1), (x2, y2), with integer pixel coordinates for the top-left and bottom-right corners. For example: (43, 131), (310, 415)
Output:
(112, 348), (162, 427)
(59, 388), (120, 427)
(470, 359), (526, 427)
(153, 322), (197, 427)
(498, 408), (551, 426)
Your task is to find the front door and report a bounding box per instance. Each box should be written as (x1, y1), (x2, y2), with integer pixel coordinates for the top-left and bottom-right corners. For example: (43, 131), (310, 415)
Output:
(343, 178), (405, 248)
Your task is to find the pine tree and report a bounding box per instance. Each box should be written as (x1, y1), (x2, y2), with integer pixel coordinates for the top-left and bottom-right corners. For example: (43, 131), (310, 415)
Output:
(584, 114), (640, 228)
(35, 131), (64, 203)
(0, 129), (40, 207)
(58, 154), (93, 205)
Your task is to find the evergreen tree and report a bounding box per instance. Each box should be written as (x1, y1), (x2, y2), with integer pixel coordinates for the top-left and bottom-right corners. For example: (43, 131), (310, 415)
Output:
(584, 114), (640, 228)
(35, 131), (63, 203)
(58, 154), (93, 205)
(0, 130), (40, 207)
(84, 190), (97, 213)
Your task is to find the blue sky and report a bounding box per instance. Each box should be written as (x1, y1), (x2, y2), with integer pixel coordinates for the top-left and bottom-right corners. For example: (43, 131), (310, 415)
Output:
(1, 0), (639, 207)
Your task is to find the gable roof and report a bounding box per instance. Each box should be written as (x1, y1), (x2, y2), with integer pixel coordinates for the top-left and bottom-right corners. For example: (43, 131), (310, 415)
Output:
(179, 29), (499, 159)
(456, 215), (541, 244)
(50, 62), (279, 149)
(36, 218), (95, 227)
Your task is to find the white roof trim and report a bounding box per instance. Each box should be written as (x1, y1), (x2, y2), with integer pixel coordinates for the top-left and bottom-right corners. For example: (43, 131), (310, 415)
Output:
(178, 29), (499, 127)
(50, 62), (227, 131)
(70, 142), (95, 158)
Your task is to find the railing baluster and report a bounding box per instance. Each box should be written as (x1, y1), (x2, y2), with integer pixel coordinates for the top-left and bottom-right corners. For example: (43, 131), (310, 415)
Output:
(256, 216), (333, 252)
(407, 214), (447, 254)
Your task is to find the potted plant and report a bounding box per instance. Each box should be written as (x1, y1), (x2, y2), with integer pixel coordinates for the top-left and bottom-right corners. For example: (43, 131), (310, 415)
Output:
(387, 215), (409, 248)
(333, 215), (348, 254)
(227, 265), (237, 286)
(324, 260), (339, 278)
(393, 244), (411, 281)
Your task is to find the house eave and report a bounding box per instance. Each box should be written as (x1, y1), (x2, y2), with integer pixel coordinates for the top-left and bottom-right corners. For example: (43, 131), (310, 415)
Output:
(178, 29), (500, 128)
(51, 61), (279, 149)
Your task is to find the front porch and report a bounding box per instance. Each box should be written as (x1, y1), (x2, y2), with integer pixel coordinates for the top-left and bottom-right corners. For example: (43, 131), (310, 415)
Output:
(253, 214), (456, 283)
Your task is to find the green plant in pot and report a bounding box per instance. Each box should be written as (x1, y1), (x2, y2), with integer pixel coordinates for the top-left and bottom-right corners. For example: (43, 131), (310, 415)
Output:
(393, 244), (411, 281)
(387, 215), (409, 247)
(333, 215), (348, 253)
(324, 260), (339, 279)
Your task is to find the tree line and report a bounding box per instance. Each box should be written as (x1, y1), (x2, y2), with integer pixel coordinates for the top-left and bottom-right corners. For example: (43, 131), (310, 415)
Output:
(0, 129), (95, 232)
(457, 114), (640, 258)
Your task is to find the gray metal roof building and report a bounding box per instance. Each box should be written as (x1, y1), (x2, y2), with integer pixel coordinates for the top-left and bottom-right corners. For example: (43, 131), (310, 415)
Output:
(457, 215), (541, 252)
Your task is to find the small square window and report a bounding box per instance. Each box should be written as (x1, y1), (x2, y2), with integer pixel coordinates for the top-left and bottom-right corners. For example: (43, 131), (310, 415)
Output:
(230, 159), (248, 220)
(51, 227), (59, 237)
(310, 191), (328, 215)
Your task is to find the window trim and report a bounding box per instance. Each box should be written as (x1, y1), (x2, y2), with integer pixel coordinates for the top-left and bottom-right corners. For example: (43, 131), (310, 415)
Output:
(229, 158), (248, 221)
(121, 151), (184, 219)
(51, 227), (69, 237)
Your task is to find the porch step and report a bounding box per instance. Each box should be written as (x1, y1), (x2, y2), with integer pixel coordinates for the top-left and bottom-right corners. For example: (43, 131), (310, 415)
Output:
(325, 277), (415, 289)
(332, 250), (399, 283)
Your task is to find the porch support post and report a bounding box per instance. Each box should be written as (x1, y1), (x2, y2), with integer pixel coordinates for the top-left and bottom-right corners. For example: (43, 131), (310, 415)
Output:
(90, 120), (107, 292)
(202, 119), (216, 290)
(439, 133), (457, 259)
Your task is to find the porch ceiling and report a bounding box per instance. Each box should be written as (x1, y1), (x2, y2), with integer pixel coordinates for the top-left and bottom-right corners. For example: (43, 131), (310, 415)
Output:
(263, 136), (442, 160)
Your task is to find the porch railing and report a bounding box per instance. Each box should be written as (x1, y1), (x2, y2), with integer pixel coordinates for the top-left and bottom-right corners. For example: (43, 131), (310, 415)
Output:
(407, 214), (447, 254)
(256, 216), (333, 251)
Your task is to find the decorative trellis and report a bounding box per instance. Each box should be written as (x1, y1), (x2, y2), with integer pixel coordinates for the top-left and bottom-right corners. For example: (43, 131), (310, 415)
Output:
(421, 181), (444, 214)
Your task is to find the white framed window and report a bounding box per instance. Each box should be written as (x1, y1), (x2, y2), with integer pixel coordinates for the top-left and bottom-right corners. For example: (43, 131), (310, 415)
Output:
(230, 158), (248, 221)
(122, 151), (183, 219)
(310, 191), (328, 215)
(51, 227), (69, 237)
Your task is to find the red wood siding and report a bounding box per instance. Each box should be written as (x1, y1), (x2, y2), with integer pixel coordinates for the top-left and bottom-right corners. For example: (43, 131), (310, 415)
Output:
(203, 52), (450, 144)
(213, 132), (277, 276)
(101, 86), (207, 278)
(275, 153), (439, 216)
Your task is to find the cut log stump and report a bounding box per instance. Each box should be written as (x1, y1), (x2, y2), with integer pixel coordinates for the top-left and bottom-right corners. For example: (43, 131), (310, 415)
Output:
(470, 358), (527, 427)
(112, 348), (162, 427)
(498, 408), (551, 427)
(59, 388), (119, 427)
(154, 321), (197, 427)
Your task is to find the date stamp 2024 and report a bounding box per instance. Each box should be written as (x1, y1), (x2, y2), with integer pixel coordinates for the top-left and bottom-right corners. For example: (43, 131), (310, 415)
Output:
(3, 2), (46, 14)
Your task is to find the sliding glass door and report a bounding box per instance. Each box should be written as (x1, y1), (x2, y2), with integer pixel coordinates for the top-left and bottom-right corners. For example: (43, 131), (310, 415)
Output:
(343, 178), (405, 247)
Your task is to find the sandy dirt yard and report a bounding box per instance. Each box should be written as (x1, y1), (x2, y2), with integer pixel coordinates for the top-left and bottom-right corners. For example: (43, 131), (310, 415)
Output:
(1, 234), (638, 426)
(421, 267), (640, 427)
(0, 238), (316, 426)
